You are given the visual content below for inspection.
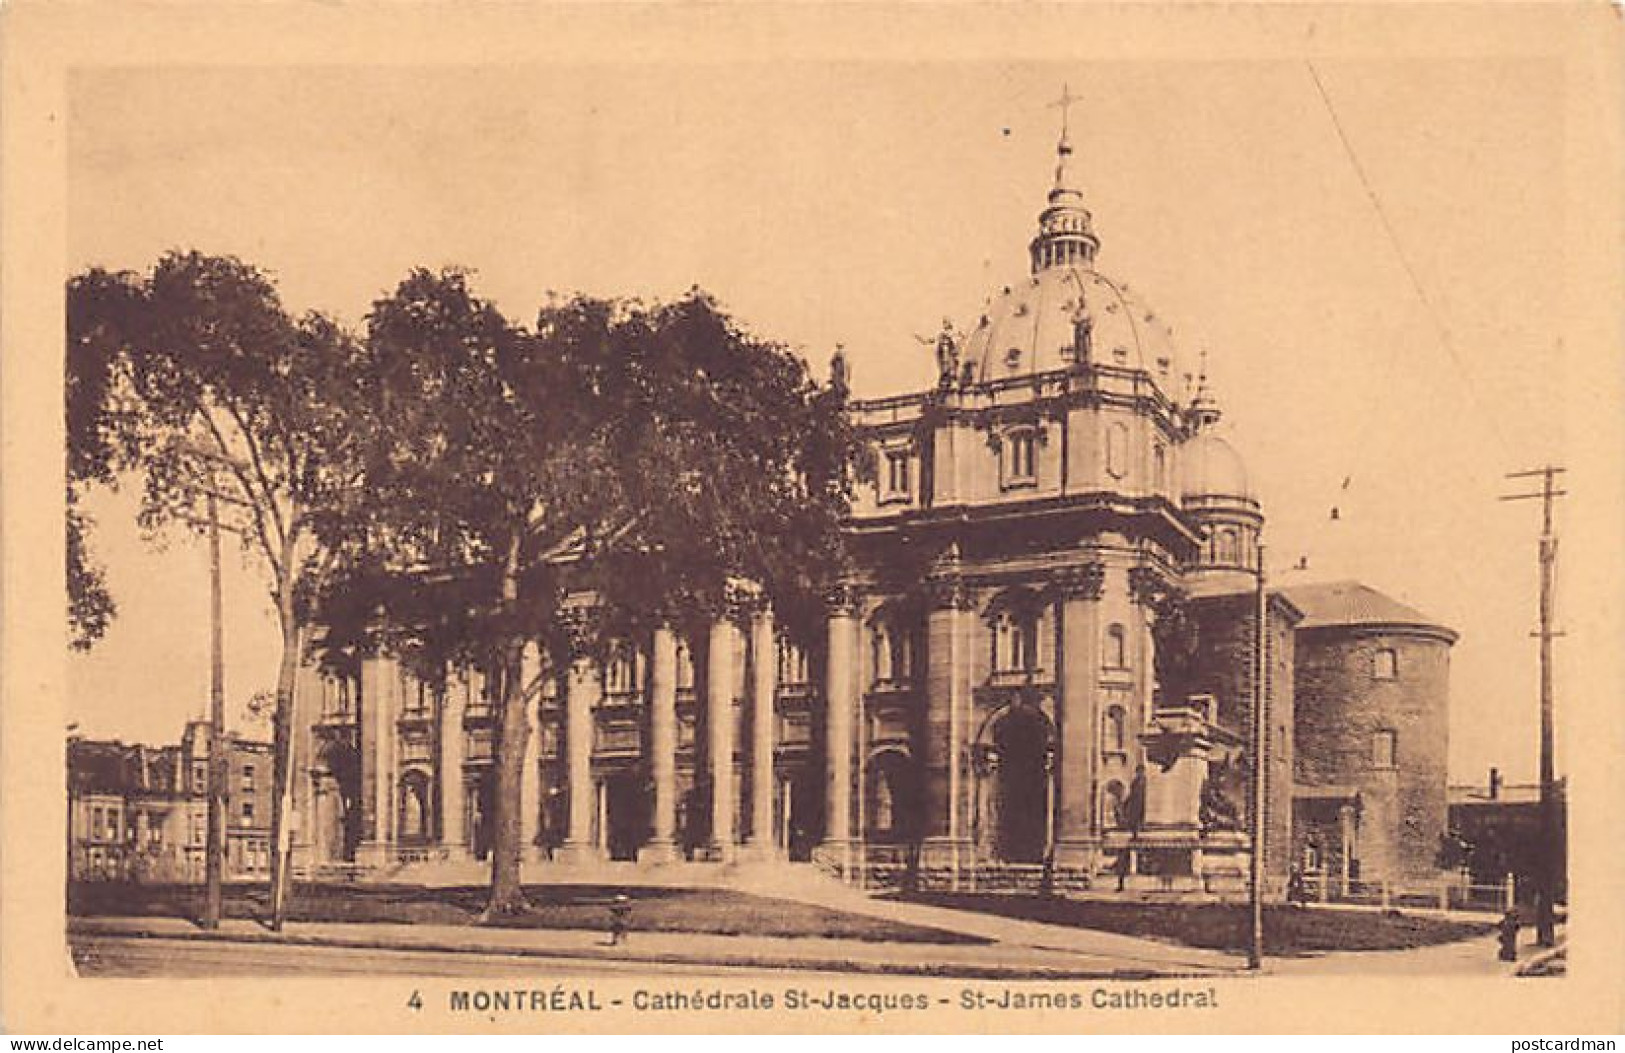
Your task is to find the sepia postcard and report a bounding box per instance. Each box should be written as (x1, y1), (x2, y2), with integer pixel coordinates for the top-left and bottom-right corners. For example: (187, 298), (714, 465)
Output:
(2, 0), (1622, 1036)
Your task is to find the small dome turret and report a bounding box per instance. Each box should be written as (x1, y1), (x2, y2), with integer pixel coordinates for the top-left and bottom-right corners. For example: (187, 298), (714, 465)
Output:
(1179, 378), (1263, 576)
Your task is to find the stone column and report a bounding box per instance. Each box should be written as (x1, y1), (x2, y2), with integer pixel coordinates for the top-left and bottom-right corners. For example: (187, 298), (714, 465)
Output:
(923, 570), (972, 871)
(1056, 561), (1105, 866)
(439, 672), (467, 858)
(744, 606), (779, 859)
(290, 660), (325, 871)
(520, 642), (545, 861)
(822, 585), (860, 860)
(704, 614), (740, 861)
(641, 626), (680, 863)
(358, 654), (399, 866)
(557, 649), (600, 864)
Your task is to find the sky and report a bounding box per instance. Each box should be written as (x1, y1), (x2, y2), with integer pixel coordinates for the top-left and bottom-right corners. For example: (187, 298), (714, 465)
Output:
(65, 59), (1567, 782)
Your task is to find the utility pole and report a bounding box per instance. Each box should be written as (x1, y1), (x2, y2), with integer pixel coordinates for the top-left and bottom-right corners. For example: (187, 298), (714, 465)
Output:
(1248, 543), (1268, 970)
(1500, 466), (1565, 947)
(202, 487), (227, 929)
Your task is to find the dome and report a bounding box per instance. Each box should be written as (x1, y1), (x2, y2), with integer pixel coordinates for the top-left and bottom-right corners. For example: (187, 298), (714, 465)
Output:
(959, 265), (1187, 394)
(1181, 430), (1253, 501)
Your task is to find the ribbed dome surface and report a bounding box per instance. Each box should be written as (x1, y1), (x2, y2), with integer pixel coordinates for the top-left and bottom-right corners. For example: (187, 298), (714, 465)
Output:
(1181, 430), (1252, 501)
(959, 266), (1185, 398)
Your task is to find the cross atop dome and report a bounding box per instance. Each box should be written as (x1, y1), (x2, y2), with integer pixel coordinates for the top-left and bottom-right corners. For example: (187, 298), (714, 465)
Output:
(1029, 83), (1099, 274)
(1048, 83), (1082, 189)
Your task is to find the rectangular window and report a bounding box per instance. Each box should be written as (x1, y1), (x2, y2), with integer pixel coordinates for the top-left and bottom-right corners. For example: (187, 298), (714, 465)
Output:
(241, 800), (254, 822)
(192, 762), (207, 793)
(241, 764), (254, 791)
(1008, 432), (1036, 482)
(883, 449), (911, 498)
(1373, 648), (1398, 680)
(1372, 729), (1397, 768)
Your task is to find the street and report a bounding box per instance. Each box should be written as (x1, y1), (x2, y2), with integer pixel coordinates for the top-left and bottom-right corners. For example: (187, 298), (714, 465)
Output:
(68, 934), (821, 979)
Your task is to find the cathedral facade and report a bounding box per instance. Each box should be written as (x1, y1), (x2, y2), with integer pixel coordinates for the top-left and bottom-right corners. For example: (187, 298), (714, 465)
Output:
(290, 120), (1455, 897)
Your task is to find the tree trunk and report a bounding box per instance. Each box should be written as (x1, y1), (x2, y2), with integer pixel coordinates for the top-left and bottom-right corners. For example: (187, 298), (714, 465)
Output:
(266, 603), (303, 931)
(481, 530), (530, 920)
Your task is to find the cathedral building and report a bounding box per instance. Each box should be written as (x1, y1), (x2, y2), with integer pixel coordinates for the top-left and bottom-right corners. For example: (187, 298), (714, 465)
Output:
(289, 113), (1455, 897)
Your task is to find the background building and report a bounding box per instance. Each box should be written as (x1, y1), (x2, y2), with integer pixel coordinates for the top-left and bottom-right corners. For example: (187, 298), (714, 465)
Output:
(67, 720), (273, 883)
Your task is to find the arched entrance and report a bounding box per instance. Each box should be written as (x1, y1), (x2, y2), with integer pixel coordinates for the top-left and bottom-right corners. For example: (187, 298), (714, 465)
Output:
(397, 769), (432, 844)
(603, 771), (650, 861)
(989, 706), (1052, 864)
(865, 750), (920, 844)
(314, 738), (361, 862)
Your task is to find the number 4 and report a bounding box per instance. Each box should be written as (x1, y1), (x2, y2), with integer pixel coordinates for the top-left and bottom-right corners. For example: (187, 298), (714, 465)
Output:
(407, 990), (423, 1011)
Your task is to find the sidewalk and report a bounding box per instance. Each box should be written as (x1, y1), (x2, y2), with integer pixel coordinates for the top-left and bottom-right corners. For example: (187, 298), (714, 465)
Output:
(1264, 926), (1563, 977)
(69, 915), (1235, 980)
(728, 866), (1243, 976)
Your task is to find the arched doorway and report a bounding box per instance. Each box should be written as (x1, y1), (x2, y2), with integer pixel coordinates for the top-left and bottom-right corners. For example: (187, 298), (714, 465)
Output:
(865, 750), (920, 844)
(990, 706), (1052, 864)
(314, 738), (361, 862)
(603, 771), (650, 861)
(398, 769), (432, 844)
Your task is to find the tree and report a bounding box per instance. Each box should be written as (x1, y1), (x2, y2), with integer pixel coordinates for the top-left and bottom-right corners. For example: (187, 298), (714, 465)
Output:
(66, 252), (366, 929)
(343, 271), (860, 918)
(66, 268), (146, 649)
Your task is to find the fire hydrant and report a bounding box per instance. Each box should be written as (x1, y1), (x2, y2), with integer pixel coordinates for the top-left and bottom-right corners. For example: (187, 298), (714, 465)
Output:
(1497, 909), (1520, 962)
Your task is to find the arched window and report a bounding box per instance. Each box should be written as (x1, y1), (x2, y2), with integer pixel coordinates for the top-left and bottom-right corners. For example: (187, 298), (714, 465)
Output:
(1373, 648), (1398, 680)
(1104, 623), (1128, 669)
(1104, 705), (1127, 753)
(870, 620), (913, 684)
(1103, 781), (1127, 829)
(992, 609), (1039, 673)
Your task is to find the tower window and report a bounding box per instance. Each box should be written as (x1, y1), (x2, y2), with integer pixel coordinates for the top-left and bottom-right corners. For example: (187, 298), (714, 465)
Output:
(1371, 729), (1397, 769)
(1373, 648), (1398, 680)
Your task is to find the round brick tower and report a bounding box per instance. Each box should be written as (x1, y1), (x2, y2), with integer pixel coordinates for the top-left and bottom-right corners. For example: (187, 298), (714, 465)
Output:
(1284, 581), (1456, 884)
